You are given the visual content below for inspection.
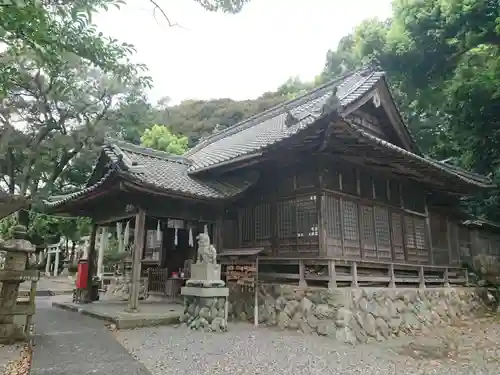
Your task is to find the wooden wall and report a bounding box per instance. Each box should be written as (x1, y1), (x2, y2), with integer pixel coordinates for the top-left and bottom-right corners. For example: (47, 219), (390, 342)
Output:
(220, 154), (498, 267)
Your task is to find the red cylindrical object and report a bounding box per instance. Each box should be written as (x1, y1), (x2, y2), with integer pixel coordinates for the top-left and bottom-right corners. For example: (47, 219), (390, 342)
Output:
(76, 261), (89, 289)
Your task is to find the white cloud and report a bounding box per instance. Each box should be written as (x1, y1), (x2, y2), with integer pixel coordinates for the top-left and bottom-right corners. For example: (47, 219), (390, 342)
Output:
(95, 0), (392, 104)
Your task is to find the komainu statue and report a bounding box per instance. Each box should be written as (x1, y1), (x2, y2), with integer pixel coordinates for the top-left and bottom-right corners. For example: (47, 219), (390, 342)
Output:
(196, 232), (217, 264)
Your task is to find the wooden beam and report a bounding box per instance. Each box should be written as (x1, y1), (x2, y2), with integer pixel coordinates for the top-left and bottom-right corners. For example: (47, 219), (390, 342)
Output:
(127, 208), (146, 312)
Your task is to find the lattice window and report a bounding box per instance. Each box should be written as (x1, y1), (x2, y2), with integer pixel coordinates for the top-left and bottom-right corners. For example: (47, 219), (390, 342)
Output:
(277, 197), (318, 238)
(254, 203), (271, 240)
(405, 215), (416, 248)
(325, 195), (341, 239)
(375, 207), (390, 249)
(360, 173), (373, 198)
(430, 213), (448, 249)
(361, 206), (375, 247)
(342, 200), (359, 241)
(414, 218), (426, 249)
(239, 207), (253, 243)
(389, 180), (401, 207)
(295, 196), (318, 236)
(324, 167), (340, 190)
(391, 213), (403, 246)
(373, 177), (388, 202)
(277, 201), (293, 238)
(341, 166), (357, 195)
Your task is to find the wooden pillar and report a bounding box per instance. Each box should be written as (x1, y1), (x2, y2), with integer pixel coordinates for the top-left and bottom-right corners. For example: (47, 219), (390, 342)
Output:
(86, 224), (98, 302)
(317, 156), (327, 257)
(446, 216), (452, 265)
(213, 210), (223, 251)
(127, 209), (146, 312)
(317, 192), (327, 257)
(424, 203), (434, 265)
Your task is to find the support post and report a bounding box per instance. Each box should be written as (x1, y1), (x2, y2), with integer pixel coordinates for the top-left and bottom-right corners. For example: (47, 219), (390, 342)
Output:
(45, 252), (52, 276)
(328, 260), (337, 289)
(127, 209), (146, 312)
(351, 262), (359, 287)
(86, 224), (98, 302)
(418, 266), (425, 289)
(444, 267), (450, 288)
(298, 260), (307, 287)
(97, 227), (107, 279)
(388, 263), (396, 288)
(424, 202), (434, 265)
(54, 247), (60, 277)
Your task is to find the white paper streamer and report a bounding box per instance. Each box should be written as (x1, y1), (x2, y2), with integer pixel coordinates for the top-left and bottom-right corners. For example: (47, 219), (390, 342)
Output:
(156, 220), (161, 242)
(174, 228), (178, 246)
(188, 227), (194, 247)
(124, 221), (130, 249)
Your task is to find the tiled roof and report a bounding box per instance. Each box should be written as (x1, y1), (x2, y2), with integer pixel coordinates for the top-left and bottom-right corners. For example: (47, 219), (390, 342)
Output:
(46, 140), (258, 208)
(0, 192), (29, 219)
(343, 121), (495, 188)
(106, 140), (257, 199)
(185, 68), (385, 172)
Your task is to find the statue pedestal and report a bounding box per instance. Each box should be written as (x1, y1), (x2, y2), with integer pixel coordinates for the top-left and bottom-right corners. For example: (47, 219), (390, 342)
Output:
(180, 262), (229, 332)
(190, 263), (221, 281)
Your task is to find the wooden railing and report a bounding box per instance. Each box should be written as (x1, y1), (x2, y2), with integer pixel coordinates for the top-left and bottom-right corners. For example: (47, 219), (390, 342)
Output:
(257, 257), (468, 288)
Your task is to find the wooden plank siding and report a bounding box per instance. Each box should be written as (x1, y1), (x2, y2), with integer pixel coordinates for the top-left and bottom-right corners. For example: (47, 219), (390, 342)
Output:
(220, 156), (486, 268)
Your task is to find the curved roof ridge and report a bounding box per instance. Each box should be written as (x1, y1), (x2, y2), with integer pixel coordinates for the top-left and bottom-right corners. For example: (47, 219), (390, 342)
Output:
(104, 138), (191, 165)
(183, 68), (374, 157)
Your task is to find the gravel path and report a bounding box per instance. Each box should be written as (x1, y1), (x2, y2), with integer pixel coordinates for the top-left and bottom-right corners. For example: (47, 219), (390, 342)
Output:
(115, 320), (500, 375)
(31, 297), (151, 375)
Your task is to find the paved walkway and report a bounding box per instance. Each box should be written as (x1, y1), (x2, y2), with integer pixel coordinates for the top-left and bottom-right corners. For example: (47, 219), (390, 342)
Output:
(31, 297), (151, 375)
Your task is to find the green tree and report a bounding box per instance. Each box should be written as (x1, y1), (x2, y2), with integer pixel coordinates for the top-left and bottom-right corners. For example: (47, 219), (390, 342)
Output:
(319, 0), (500, 220)
(140, 125), (189, 155)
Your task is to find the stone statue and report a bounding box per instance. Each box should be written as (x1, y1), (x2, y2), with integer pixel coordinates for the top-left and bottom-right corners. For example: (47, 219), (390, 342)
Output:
(196, 232), (217, 264)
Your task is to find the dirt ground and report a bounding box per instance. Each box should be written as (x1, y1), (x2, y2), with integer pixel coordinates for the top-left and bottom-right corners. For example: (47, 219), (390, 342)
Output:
(386, 314), (500, 374)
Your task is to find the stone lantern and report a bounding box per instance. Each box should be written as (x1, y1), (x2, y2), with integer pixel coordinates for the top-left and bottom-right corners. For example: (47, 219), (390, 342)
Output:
(0, 224), (36, 343)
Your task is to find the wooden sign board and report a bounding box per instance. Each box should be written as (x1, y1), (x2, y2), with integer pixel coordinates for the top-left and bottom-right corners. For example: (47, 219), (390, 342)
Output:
(225, 264), (257, 287)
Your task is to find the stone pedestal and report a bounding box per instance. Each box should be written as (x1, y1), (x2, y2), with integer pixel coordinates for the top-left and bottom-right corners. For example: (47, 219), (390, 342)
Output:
(190, 263), (221, 282)
(180, 262), (229, 332)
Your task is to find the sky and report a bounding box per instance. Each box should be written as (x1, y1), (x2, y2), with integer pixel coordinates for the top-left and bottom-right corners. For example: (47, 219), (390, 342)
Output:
(95, 0), (393, 104)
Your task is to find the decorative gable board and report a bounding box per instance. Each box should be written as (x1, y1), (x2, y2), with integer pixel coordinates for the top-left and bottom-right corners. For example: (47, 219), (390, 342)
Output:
(342, 79), (420, 154)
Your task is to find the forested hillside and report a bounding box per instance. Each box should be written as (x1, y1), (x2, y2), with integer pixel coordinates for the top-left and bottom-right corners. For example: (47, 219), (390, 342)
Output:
(1, 0), (498, 243)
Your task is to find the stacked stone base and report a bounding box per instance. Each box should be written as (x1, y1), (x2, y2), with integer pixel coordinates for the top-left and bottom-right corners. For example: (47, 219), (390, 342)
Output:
(180, 282), (229, 332)
(228, 284), (487, 345)
(180, 295), (228, 332)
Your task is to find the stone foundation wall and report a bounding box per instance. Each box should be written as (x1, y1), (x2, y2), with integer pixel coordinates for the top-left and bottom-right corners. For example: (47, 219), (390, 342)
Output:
(228, 284), (486, 344)
(180, 295), (227, 332)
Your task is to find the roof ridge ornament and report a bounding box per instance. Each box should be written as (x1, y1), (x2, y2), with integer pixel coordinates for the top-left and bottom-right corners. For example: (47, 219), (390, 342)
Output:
(285, 111), (299, 127)
(320, 86), (340, 117)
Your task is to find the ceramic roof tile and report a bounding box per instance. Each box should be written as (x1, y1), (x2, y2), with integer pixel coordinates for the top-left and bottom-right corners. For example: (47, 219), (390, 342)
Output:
(185, 68), (383, 172)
